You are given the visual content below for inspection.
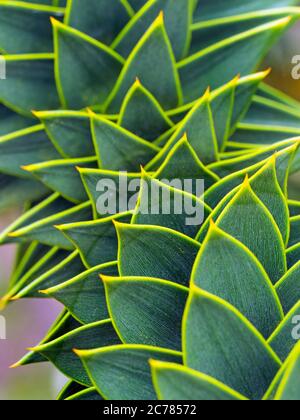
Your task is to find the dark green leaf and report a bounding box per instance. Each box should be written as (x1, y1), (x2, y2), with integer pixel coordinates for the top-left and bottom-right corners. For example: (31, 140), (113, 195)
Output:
(151, 361), (247, 401)
(132, 171), (210, 238)
(155, 136), (219, 192)
(36, 110), (95, 158)
(53, 19), (124, 109)
(24, 157), (97, 203)
(44, 262), (118, 324)
(117, 222), (200, 285)
(269, 301), (300, 361)
(274, 342), (300, 400)
(0, 54), (60, 115)
(104, 276), (188, 351)
(183, 288), (282, 400)
(91, 113), (160, 171)
(118, 79), (173, 141)
(113, 0), (192, 60)
(276, 261), (300, 314)
(58, 212), (132, 268)
(179, 17), (291, 103)
(106, 14), (182, 112)
(216, 179), (287, 283)
(0, 2), (63, 54)
(79, 168), (141, 218)
(65, 0), (131, 44)
(76, 344), (182, 400)
(31, 320), (121, 386)
(0, 125), (61, 178)
(10, 202), (93, 250)
(192, 223), (283, 338)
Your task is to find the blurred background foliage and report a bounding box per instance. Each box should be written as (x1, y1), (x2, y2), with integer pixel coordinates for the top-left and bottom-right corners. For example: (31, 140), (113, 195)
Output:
(265, 22), (300, 199)
(0, 20), (300, 400)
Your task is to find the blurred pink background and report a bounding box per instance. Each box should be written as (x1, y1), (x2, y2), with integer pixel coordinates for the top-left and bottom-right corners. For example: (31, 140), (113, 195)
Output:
(0, 213), (66, 400)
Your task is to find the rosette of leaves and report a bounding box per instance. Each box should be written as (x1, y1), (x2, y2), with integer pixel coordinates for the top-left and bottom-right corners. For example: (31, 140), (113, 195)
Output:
(1, 0), (300, 401)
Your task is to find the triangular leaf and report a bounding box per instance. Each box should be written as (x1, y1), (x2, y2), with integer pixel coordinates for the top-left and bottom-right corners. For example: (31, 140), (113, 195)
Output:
(116, 222), (200, 285)
(91, 114), (160, 171)
(113, 0), (192, 60)
(31, 320), (121, 386)
(65, 0), (132, 44)
(10, 202), (92, 250)
(155, 136), (219, 191)
(151, 361), (247, 401)
(0, 54), (60, 115)
(132, 171), (209, 238)
(274, 342), (300, 400)
(183, 288), (281, 400)
(118, 79), (173, 141)
(36, 110), (95, 158)
(58, 212), (132, 268)
(76, 344), (182, 400)
(104, 276), (188, 351)
(192, 223), (283, 338)
(43, 262), (118, 324)
(268, 301), (300, 361)
(0, 125), (61, 177)
(147, 90), (219, 169)
(276, 260), (300, 314)
(105, 14), (182, 112)
(216, 179), (287, 283)
(52, 19), (124, 109)
(178, 17), (291, 103)
(24, 157), (97, 203)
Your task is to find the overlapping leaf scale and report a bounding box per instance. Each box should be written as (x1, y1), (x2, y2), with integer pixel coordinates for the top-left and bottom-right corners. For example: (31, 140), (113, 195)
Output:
(191, 223), (283, 338)
(268, 301), (300, 361)
(104, 276), (188, 351)
(132, 170), (211, 238)
(204, 143), (298, 210)
(105, 14), (183, 113)
(43, 261), (119, 324)
(151, 362), (248, 401)
(276, 260), (300, 313)
(231, 95), (300, 146)
(12, 311), (81, 368)
(178, 17), (293, 103)
(264, 342), (300, 400)
(0, 1), (64, 54)
(193, 0), (300, 23)
(117, 222), (200, 285)
(52, 19), (125, 109)
(76, 345), (182, 400)
(8, 201), (93, 249)
(8, 250), (84, 301)
(57, 381), (93, 401)
(183, 288), (282, 400)
(64, 0), (132, 45)
(215, 179), (287, 284)
(57, 211), (132, 268)
(29, 320), (122, 386)
(191, 8), (300, 54)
